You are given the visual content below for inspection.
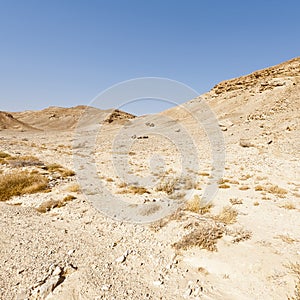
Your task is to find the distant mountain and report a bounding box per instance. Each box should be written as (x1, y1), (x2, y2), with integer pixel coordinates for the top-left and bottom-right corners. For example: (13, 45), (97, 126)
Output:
(12, 106), (136, 131)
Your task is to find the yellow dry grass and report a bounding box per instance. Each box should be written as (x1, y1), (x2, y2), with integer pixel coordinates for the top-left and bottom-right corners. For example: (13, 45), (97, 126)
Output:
(173, 223), (224, 252)
(0, 151), (11, 159)
(288, 263), (300, 300)
(0, 171), (49, 201)
(36, 194), (76, 213)
(118, 185), (150, 195)
(185, 195), (213, 214)
(214, 206), (238, 224)
(219, 184), (230, 189)
(280, 202), (296, 210)
(155, 177), (178, 195)
(239, 185), (250, 191)
(67, 184), (80, 193)
(45, 163), (75, 177)
(229, 198), (243, 205)
(255, 184), (288, 196)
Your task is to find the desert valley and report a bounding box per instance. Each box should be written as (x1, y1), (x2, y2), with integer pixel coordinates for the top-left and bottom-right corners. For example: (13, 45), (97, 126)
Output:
(0, 57), (299, 299)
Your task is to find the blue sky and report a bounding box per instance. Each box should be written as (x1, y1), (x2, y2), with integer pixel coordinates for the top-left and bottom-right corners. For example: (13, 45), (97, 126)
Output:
(0, 0), (299, 115)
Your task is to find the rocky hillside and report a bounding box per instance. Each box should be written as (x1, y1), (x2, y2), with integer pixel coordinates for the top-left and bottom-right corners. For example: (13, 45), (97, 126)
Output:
(163, 57), (300, 157)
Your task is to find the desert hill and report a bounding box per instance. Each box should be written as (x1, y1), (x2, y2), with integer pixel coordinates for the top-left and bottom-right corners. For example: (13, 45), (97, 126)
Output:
(162, 56), (300, 156)
(11, 106), (135, 131)
(0, 111), (38, 131)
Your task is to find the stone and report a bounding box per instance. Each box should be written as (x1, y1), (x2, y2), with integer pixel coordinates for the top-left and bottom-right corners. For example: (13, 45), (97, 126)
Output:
(239, 139), (254, 148)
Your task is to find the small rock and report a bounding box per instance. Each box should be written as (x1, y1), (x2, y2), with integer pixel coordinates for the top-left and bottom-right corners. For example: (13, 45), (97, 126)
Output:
(52, 266), (61, 276)
(67, 249), (75, 256)
(239, 139), (254, 148)
(153, 280), (163, 286)
(183, 288), (192, 298)
(101, 284), (111, 291)
(115, 255), (126, 263)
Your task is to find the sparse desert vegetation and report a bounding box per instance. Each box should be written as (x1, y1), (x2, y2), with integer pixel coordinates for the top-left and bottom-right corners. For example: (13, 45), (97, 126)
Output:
(185, 195), (213, 214)
(288, 263), (300, 300)
(0, 56), (299, 300)
(213, 206), (238, 224)
(229, 198), (243, 205)
(0, 171), (49, 201)
(36, 194), (76, 213)
(173, 223), (224, 252)
(118, 184), (150, 195)
(45, 163), (75, 177)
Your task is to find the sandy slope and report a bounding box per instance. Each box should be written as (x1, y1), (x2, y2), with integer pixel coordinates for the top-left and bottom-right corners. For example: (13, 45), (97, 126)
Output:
(0, 111), (38, 131)
(0, 57), (299, 300)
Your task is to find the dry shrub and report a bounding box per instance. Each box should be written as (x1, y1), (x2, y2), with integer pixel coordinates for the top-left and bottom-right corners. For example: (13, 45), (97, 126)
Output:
(228, 179), (239, 185)
(149, 209), (184, 232)
(255, 184), (288, 197)
(198, 172), (210, 177)
(0, 152), (43, 167)
(253, 201), (260, 206)
(63, 194), (76, 202)
(173, 223), (224, 251)
(139, 203), (161, 216)
(186, 195), (212, 214)
(229, 198), (243, 205)
(267, 185), (288, 196)
(7, 155), (43, 168)
(36, 194), (76, 213)
(181, 177), (196, 190)
(276, 235), (297, 244)
(214, 206), (238, 224)
(169, 191), (186, 200)
(288, 263), (300, 300)
(118, 182), (127, 188)
(255, 185), (264, 191)
(239, 185), (250, 191)
(0, 151), (11, 159)
(36, 199), (63, 213)
(218, 178), (230, 184)
(240, 174), (251, 181)
(128, 185), (149, 194)
(219, 184), (230, 189)
(155, 177), (178, 195)
(45, 163), (75, 177)
(226, 227), (252, 243)
(118, 185), (150, 195)
(67, 184), (80, 193)
(280, 202), (296, 210)
(0, 171), (49, 201)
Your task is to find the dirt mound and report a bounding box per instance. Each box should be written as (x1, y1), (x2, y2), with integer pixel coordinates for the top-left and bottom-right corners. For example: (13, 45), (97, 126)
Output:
(0, 111), (38, 131)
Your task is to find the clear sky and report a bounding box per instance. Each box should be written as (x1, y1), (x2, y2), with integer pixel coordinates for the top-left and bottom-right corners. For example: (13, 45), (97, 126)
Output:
(0, 0), (299, 115)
